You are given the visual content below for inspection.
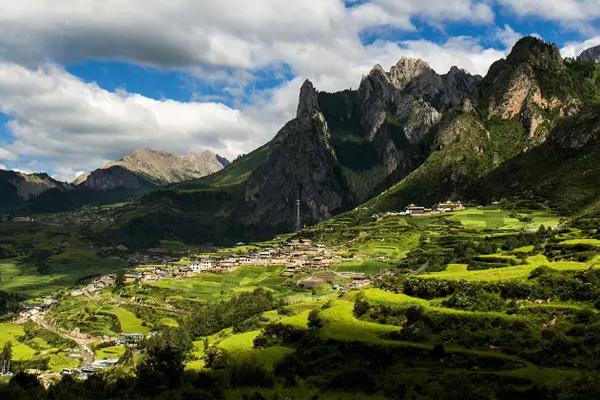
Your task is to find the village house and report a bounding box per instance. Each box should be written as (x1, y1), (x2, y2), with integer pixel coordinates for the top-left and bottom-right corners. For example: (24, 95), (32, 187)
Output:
(434, 200), (465, 212)
(189, 259), (214, 273)
(405, 204), (426, 215)
(297, 276), (325, 289)
(12, 216), (34, 223)
(118, 333), (145, 346)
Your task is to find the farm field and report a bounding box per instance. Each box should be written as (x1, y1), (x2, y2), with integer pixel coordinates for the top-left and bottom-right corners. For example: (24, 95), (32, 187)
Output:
(1, 206), (599, 398)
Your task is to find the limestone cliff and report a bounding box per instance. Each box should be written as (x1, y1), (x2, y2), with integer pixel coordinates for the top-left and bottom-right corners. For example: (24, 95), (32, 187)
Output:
(481, 36), (579, 142)
(244, 86), (353, 230)
(578, 44), (600, 63)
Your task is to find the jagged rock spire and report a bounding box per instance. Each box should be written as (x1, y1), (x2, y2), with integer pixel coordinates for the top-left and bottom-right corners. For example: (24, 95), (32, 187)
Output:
(296, 79), (319, 118)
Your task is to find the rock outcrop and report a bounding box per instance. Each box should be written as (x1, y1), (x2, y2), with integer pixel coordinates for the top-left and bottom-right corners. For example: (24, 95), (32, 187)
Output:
(481, 36), (579, 141)
(578, 44), (600, 63)
(548, 105), (600, 150)
(244, 97), (352, 230)
(297, 79), (320, 118)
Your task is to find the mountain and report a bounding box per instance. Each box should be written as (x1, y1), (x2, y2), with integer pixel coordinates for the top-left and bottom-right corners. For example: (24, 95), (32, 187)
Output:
(578, 44), (600, 63)
(24, 36), (600, 247)
(0, 169), (65, 211)
(473, 103), (600, 213)
(75, 148), (229, 190)
(365, 36), (600, 214)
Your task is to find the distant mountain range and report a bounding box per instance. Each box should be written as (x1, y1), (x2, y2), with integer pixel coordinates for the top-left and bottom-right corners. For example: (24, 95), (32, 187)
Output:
(0, 149), (228, 212)
(73, 148), (229, 190)
(0, 170), (67, 211)
(2, 36), (600, 248)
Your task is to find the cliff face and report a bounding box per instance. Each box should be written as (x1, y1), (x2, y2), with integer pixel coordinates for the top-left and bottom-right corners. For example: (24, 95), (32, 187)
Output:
(548, 105), (600, 150)
(578, 44), (600, 63)
(78, 166), (155, 191)
(240, 56), (482, 230)
(481, 37), (580, 142)
(77, 148), (229, 190)
(244, 83), (353, 230)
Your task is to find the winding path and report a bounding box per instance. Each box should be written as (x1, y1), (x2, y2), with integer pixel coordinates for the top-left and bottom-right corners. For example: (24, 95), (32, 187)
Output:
(30, 313), (95, 367)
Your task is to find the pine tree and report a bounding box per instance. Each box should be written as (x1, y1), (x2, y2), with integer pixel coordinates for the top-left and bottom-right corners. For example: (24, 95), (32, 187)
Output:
(0, 341), (12, 374)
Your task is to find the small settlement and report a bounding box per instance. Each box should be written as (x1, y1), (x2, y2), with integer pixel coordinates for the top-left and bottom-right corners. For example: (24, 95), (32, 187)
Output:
(372, 200), (465, 219)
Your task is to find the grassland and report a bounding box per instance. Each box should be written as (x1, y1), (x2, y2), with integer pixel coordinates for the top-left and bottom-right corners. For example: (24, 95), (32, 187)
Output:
(420, 254), (593, 282)
(0, 219), (127, 298)
(1, 204), (599, 399)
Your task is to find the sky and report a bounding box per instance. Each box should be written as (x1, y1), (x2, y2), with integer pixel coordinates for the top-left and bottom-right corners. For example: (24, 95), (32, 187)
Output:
(0, 1), (599, 181)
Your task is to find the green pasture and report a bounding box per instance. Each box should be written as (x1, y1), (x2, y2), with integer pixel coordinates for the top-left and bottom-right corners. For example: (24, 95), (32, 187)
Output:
(95, 345), (126, 360)
(0, 323), (36, 361)
(450, 208), (560, 230)
(98, 305), (149, 334)
(421, 254), (593, 282)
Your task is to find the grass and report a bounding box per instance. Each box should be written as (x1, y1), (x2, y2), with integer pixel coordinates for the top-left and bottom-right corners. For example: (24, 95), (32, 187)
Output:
(95, 345), (126, 360)
(318, 300), (401, 345)
(47, 352), (79, 371)
(98, 306), (149, 334)
(450, 208), (560, 230)
(0, 246), (126, 298)
(421, 254), (593, 282)
(560, 238), (600, 246)
(151, 266), (290, 302)
(0, 323), (36, 361)
(359, 288), (429, 308)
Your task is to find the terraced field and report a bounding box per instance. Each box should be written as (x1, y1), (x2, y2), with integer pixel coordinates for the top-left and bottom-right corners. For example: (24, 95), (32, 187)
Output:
(1, 206), (599, 398)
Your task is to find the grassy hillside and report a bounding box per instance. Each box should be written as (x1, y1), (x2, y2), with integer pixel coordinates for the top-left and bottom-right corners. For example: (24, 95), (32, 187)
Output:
(364, 114), (527, 212)
(4, 206), (600, 398)
(474, 105), (600, 214)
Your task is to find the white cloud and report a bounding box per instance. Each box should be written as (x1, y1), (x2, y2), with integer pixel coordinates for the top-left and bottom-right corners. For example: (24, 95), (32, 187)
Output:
(494, 25), (523, 48)
(0, 146), (17, 161)
(561, 36), (600, 58)
(385, 37), (507, 76)
(500, 0), (600, 32)
(371, 0), (494, 27)
(0, 1), (496, 72)
(0, 0), (516, 179)
(0, 63), (278, 178)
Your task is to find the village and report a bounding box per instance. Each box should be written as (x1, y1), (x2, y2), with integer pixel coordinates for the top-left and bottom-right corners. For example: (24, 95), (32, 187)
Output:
(71, 237), (373, 298)
(10, 236), (376, 381)
(371, 200), (466, 219)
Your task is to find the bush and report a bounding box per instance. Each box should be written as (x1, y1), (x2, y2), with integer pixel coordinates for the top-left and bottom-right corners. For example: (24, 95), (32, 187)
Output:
(227, 355), (273, 388)
(443, 288), (507, 312)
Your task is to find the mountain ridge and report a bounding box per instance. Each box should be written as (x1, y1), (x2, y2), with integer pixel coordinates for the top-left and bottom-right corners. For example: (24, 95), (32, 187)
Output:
(75, 148), (229, 190)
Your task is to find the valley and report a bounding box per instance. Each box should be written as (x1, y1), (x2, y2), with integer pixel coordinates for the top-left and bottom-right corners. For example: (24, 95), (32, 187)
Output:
(2, 203), (599, 398)
(1, 35), (600, 399)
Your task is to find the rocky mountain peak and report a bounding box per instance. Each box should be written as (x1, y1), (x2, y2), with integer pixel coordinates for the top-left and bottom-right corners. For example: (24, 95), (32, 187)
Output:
(578, 44), (600, 63)
(506, 36), (563, 68)
(388, 57), (433, 89)
(76, 148), (228, 190)
(480, 36), (575, 140)
(297, 79), (320, 118)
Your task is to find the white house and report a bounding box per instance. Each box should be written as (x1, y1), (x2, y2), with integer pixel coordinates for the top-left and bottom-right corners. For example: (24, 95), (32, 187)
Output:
(189, 259), (214, 273)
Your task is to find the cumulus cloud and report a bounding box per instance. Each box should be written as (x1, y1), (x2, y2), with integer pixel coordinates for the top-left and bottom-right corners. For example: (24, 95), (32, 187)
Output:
(561, 36), (600, 58)
(0, 63), (278, 176)
(0, 0), (532, 179)
(0, 146), (17, 162)
(0, 1), (497, 70)
(500, 0), (600, 32)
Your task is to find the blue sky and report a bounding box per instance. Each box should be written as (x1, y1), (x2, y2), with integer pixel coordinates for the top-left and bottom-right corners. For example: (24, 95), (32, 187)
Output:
(0, 0), (598, 180)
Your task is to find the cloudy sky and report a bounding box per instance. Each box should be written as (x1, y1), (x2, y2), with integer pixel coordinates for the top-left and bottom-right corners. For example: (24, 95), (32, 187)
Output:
(0, 1), (598, 181)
